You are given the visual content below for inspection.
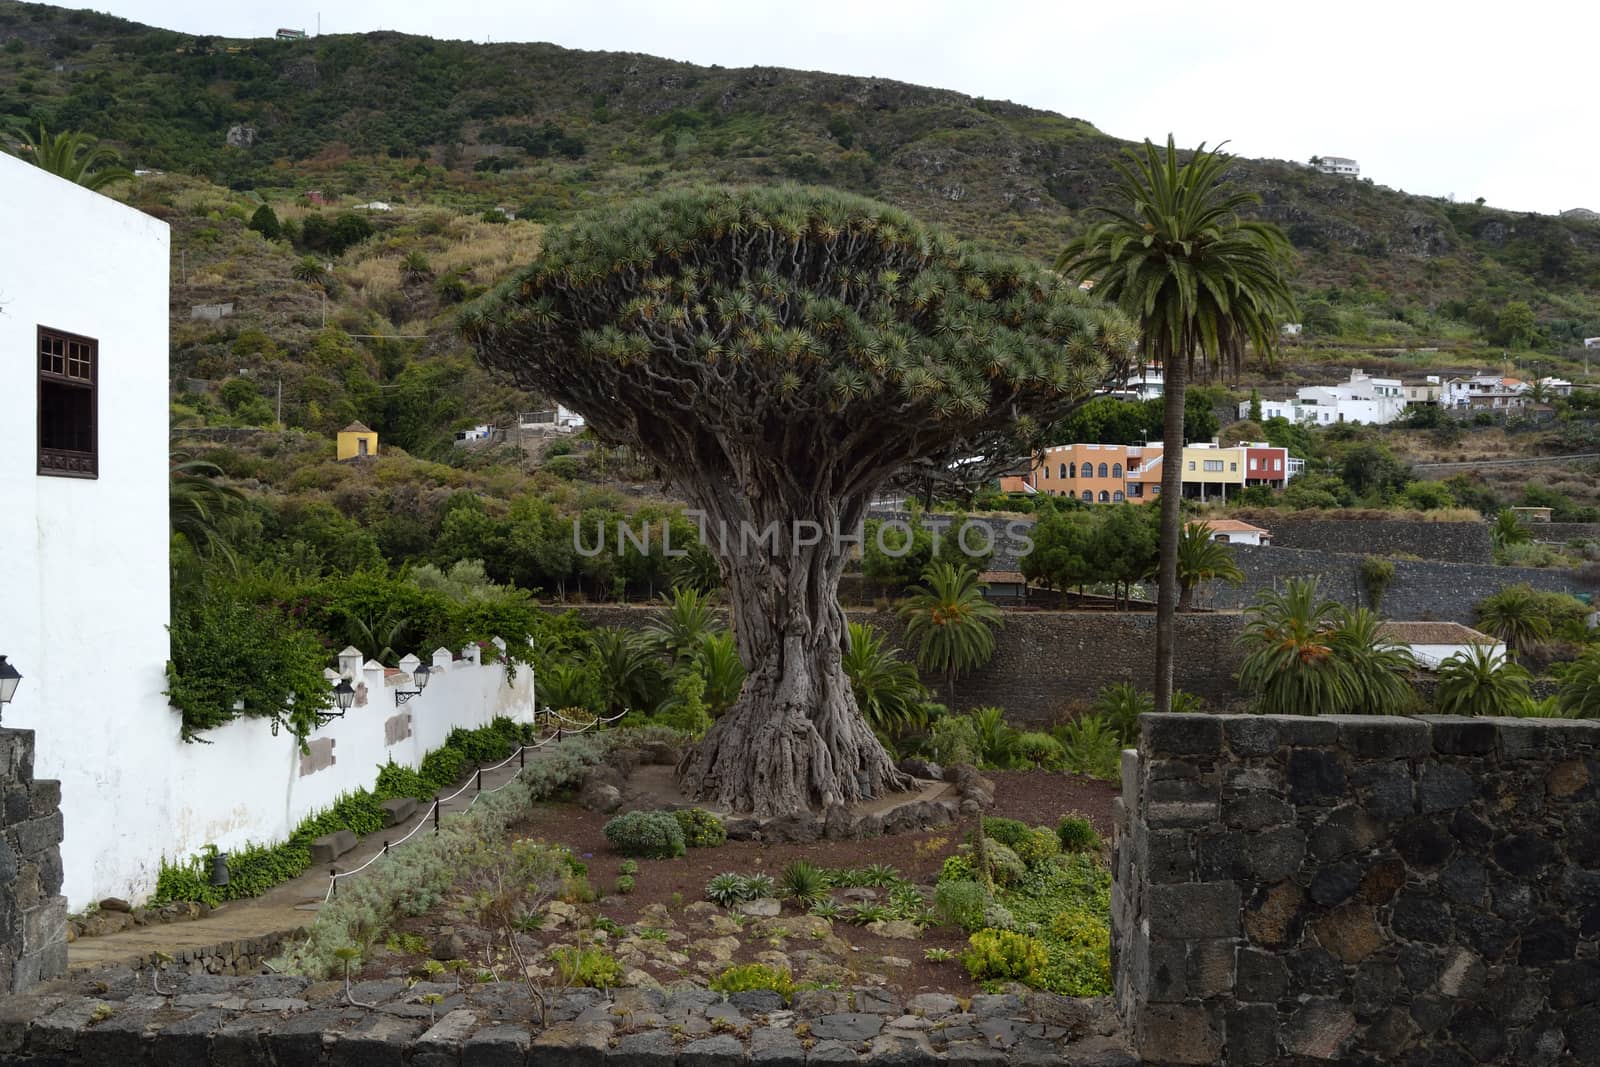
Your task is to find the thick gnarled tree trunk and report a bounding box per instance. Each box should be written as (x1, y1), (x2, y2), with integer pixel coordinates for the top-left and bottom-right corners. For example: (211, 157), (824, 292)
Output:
(677, 486), (911, 817)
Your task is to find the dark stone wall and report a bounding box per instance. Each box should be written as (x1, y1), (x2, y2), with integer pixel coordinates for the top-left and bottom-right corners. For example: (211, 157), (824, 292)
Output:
(1532, 522), (1600, 544)
(0, 730), (67, 994)
(1219, 544), (1590, 623)
(1113, 713), (1600, 1066)
(554, 605), (1249, 722)
(1262, 519), (1494, 564)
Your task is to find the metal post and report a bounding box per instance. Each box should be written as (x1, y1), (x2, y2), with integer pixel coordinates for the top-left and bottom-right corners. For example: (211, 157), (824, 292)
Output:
(382, 840), (389, 856)
(476, 767), (483, 793)
(433, 796), (440, 835)
(519, 746), (525, 769)
(329, 869), (337, 898)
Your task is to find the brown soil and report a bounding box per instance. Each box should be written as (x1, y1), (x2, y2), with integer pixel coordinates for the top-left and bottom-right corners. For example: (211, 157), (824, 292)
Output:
(372, 769), (1117, 999)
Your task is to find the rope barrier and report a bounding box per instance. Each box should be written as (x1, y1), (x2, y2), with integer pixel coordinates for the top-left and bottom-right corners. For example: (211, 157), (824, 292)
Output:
(307, 707), (632, 915)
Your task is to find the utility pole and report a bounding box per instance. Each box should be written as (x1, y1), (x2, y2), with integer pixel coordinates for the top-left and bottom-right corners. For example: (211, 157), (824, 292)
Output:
(276, 377), (282, 426)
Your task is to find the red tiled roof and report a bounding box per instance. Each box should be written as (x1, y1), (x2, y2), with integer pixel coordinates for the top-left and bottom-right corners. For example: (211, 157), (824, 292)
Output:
(1377, 622), (1500, 645)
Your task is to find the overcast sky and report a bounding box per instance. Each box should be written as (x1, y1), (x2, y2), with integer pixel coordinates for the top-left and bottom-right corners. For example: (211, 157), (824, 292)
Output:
(92, 0), (1597, 215)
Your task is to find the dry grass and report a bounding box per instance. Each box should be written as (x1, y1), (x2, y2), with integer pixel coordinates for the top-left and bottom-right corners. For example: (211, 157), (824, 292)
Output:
(432, 220), (545, 281)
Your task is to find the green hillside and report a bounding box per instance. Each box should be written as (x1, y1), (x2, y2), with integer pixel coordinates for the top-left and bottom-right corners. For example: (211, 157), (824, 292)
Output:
(3, 0), (1599, 355)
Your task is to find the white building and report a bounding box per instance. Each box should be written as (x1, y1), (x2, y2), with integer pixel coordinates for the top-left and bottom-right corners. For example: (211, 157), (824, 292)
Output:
(1193, 519), (1271, 546)
(0, 155), (173, 908)
(1314, 156), (1360, 177)
(1376, 622), (1506, 671)
(1102, 363), (1164, 401)
(1245, 369), (1408, 426)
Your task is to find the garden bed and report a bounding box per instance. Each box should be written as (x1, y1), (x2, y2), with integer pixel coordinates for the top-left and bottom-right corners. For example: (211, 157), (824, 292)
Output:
(356, 769), (1117, 1002)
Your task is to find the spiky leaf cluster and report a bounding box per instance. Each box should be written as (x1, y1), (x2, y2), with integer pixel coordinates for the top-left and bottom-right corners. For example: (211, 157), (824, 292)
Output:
(463, 185), (1134, 494)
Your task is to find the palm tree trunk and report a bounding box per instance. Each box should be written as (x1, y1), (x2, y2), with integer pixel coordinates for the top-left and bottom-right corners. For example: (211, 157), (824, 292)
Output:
(1154, 358), (1187, 714)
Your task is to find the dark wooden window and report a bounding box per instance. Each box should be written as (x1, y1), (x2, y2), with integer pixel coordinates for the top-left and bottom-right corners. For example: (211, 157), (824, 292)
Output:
(37, 327), (98, 478)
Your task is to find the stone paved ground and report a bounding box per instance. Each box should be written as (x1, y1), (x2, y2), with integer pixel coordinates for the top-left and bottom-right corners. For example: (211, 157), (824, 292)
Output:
(1, 970), (1135, 1065)
(65, 752), (543, 974)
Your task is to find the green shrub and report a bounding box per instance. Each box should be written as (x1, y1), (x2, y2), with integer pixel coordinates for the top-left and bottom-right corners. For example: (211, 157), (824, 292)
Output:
(1047, 908), (1112, 994)
(1012, 826), (1061, 867)
(963, 929), (1049, 986)
(743, 873), (776, 899)
(550, 945), (622, 988)
(418, 746), (467, 794)
(933, 879), (989, 931)
(618, 859), (639, 876)
(672, 808), (727, 848)
(985, 842), (1027, 887)
(1056, 815), (1102, 853)
(710, 963), (794, 1001)
(374, 760), (430, 802)
(927, 715), (979, 766)
(1012, 731), (1065, 768)
(978, 817), (1030, 850)
(602, 811), (686, 858)
(615, 875), (635, 895)
(938, 854), (975, 884)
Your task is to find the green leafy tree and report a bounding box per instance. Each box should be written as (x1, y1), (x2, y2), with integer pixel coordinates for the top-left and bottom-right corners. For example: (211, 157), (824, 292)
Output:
(1090, 504), (1159, 608)
(7, 121), (132, 190)
(691, 631), (746, 717)
(1248, 388), (1263, 422)
(1494, 300), (1536, 349)
(899, 562), (1003, 709)
(248, 203), (282, 240)
(1057, 136), (1296, 715)
(291, 256), (327, 285)
(1435, 645), (1530, 717)
(644, 587), (723, 664)
(170, 454), (244, 567)
(1173, 521), (1244, 611)
(464, 185), (1132, 815)
(1020, 506), (1097, 593)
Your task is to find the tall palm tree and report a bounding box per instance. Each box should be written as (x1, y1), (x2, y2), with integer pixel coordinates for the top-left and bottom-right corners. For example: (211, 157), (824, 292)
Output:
(1058, 137), (1297, 713)
(8, 121), (133, 190)
(1173, 522), (1245, 611)
(1475, 584), (1552, 659)
(898, 561), (1003, 709)
(841, 621), (931, 739)
(1435, 645), (1530, 717)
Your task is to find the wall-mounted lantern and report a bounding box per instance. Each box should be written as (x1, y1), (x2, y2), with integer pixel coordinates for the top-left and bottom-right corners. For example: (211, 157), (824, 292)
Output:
(395, 665), (430, 706)
(0, 656), (22, 723)
(330, 679), (356, 718)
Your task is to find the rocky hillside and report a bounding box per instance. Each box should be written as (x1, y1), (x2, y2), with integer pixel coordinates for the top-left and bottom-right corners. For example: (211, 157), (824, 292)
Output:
(2, 1), (1598, 350)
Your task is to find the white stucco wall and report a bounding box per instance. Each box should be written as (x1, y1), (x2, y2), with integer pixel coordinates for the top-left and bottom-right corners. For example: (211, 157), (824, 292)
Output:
(156, 655), (534, 896)
(0, 156), (173, 910)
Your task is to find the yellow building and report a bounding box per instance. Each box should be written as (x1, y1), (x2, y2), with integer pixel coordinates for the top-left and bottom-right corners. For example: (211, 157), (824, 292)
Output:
(1177, 443), (1247, 501)
(337, 421), (379, 460)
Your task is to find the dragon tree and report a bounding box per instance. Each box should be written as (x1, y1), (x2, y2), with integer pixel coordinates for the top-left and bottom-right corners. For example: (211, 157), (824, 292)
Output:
(463, 185), (1133, 816)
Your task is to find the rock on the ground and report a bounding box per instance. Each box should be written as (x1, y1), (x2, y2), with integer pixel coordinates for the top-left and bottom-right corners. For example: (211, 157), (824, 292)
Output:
(578, 780), (623, 814)
(736, 897), (782, 918)
(98, 897), (132, 913)
(865, 920), (921, 940)
(898, 758), (943, 781)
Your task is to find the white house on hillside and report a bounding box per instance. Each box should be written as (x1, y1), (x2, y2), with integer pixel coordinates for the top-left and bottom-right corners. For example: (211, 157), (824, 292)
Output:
(1314, 156), (1360, 177)
(1377, 622), (1506, 670)
(0, 155), (172, 908)
(1245, 369), (1408, 425)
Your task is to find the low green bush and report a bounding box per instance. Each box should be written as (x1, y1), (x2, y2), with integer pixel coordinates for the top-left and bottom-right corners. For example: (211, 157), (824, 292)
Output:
(933, 879), (989, 931)
(1011, 731), (1065, 768)
(672, 808), (727, 848)
(615, 875), (635, 895)
(602, 811), (686, 858)
(985, 842), (1027, 887)
(710, 963), (794, 1001)
(963, 929), (1049, 986)
(550, 945), (622, 988)
(1056, 814), (1102, 853)
(938, 854), (975, 884)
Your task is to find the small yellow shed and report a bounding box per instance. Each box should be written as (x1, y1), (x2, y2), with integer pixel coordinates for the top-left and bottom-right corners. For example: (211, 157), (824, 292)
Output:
(337, 421), (378, 460)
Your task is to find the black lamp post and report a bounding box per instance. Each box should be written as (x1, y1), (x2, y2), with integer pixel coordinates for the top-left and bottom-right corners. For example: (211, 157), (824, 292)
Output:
(330, 679), (356, 718)
(395, 664), (430, 706)
(0, 656), (22, 724)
